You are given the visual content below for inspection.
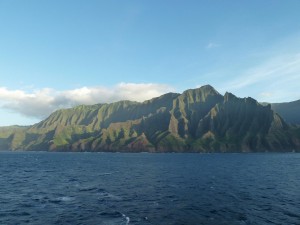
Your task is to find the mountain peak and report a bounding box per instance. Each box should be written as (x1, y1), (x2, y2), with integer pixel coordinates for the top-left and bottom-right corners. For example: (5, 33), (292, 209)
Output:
(186, 85), (220, 95)
(198, 84), (218, 92)
(180, 85), (222, 103)
(224, 92), (238, 102)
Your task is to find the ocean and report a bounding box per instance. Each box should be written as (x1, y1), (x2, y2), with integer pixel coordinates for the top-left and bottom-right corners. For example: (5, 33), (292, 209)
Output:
(0, 152), (299, 225)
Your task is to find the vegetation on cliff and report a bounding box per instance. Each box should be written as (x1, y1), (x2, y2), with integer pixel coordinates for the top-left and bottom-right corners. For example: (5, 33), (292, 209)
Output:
(1, 85), (299, 152)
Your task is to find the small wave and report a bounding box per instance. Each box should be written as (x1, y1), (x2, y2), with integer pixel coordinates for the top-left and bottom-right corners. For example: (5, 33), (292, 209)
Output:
(19, 203), (34, 208)
(58, 196), (75, 202)
(122, 213), (130, 225)
(98, 172), (113, 176)
(77, 185), (105, 192)
(283, 210), (300, 219)
(68, 178), (78, 182)
(97, 192), (122, 201)
(79, 186), (98, 192)
(99, 211), (123, 218)
(49, 196), (75, 203)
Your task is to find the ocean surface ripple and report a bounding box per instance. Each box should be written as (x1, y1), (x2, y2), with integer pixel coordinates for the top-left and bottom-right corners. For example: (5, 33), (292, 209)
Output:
(0, 152), (300, 225)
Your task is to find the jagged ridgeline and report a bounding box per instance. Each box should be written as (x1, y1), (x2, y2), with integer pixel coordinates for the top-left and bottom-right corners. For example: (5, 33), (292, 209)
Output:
(1, 85), (300, 152)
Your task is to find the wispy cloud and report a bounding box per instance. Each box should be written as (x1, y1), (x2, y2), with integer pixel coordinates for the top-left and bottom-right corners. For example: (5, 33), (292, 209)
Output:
(0, 83), (174, 119)
(223, 52), (300, 102)
(206, 42), (220, 49)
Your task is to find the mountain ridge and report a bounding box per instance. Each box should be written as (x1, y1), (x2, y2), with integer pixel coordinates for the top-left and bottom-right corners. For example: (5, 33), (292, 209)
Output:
(270, 100), (300, 125)
(1, 85), (299, 152)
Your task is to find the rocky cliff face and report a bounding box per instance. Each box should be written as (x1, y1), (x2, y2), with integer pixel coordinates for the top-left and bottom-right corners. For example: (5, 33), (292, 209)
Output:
(1, 85), (299, 152)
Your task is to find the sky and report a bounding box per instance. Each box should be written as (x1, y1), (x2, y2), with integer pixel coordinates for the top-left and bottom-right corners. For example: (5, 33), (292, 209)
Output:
(1, 0), (300, 126)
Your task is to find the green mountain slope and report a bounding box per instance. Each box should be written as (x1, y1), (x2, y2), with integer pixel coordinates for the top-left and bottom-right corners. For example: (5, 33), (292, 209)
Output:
(0, 126), (29, 150)
(1, 85), (299, 152)
(270, 100), (300, 125)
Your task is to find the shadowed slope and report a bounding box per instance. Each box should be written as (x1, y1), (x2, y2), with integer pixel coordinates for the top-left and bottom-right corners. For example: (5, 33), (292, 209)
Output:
(0, 85), (299, 152)
(270, 100), (300, 125)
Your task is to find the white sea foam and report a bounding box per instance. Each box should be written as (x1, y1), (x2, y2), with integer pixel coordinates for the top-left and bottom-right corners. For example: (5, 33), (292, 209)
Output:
(58, 196), (75, 202)
(98, 172), (112, 176)
(122, 213), (130, 225)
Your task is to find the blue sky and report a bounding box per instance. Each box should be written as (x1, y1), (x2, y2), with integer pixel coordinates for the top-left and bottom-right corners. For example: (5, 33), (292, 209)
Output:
(1, 0), (300, 126)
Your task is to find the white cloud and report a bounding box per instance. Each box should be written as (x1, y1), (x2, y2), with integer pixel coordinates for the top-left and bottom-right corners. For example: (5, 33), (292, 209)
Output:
(0, 83), (174, 119)
(260, 92), (273, 98)
(206, 42), (220, 49)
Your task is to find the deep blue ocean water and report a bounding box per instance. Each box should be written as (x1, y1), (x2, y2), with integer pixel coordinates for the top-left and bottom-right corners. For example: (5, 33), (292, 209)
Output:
(0, 152), (300, 225)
